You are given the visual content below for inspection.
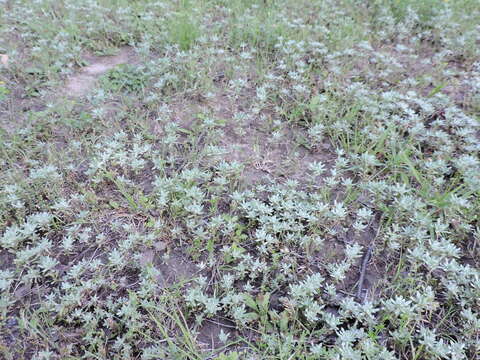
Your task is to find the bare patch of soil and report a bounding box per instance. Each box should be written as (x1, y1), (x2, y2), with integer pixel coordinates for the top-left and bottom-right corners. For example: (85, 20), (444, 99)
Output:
(163, 89), (336, 186)
(196, 318), (237, 351)
(152, 250), (200, 289)
(64, 47), (137, 97)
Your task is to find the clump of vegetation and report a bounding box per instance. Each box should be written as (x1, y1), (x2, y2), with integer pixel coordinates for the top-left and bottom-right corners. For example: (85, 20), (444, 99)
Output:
(0, 0), (479, 359)
(100, 64), (148, 93)
(168, 13), (199, 51)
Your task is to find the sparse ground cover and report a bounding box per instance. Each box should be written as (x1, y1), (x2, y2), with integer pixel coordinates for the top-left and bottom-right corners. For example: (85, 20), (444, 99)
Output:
(0, 0), (479, 359)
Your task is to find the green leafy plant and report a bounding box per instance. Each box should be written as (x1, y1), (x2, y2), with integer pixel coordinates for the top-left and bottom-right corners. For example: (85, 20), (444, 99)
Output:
(100, 64), (148, 93)
(0, 81), (9, 101)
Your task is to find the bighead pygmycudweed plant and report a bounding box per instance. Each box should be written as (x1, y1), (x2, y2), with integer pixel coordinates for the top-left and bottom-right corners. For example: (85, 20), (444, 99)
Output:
(0, 0), (479, 359)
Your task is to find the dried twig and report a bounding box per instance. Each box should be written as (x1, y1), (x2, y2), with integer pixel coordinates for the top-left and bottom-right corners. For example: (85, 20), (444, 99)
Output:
(356, 244), (373, 303)
(356, 216), (383, 303)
